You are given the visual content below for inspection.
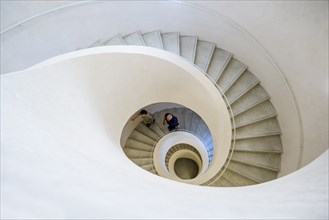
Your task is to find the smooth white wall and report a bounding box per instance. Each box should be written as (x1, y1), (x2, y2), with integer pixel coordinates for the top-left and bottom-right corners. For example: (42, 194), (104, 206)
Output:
(1, 47), (328, 219)
(1, 1), (328, 174)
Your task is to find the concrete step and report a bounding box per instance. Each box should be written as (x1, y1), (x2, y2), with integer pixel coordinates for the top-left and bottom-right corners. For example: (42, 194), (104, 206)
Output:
(130, 158), (153, 166)
(225, 70), (260, 104)
(135, 123), (160, 141)
(161, 32), (180, 55)
(88, 40), (103, 47)
(217, 58), (247, 92)
(194, 40), (216, 72)
(233, 100), (277, 128)
(227, 160), (278, 183)
(222, 168), (258, 186)
(142, 31), (164, 49)
(123, 31), (145, 45)
(230, 84), (270, 117)
(149, 121), (165, 137)
(103, 35), (125, 45)
(153, 109), (170, 134)
(184, 109), (193, 131)
(141, 164), (155, 172)
(213, 174), (237, 187)
(235, 117), (281, 140)
(190, 113), (201, 134)
(129, 130), (156, 146)
(175, 108), (186, 129)
(233, 135), (283, 155)
(231, 151), (281, 171)
(195, 118), (207, 138)
(207, 48), (232, 82)
(124, 148), (153, 158)
(125, 138), (153, 152)
(179, 36), (198, 63)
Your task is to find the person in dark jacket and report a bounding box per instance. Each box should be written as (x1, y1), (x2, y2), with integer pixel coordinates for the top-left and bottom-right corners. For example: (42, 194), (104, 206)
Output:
(163, 113), (179, 131)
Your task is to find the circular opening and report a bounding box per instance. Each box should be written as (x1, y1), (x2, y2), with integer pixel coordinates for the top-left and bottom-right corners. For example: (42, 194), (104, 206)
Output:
(174, 158), (199, 180)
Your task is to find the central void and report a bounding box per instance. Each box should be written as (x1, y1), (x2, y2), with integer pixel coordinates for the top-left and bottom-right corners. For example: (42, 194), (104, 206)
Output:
(174, 158), (199, 180)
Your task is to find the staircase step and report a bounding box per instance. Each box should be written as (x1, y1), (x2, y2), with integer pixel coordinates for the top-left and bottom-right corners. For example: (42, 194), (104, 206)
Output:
(233, 100), (277, 128)
(130, 158), (153, 166)
(230, 84), (270, 117)
(123, 32), (145, 45)
(125, 138), (153, 152)
(124, 148), (153, 158)
(149, 121), (165, 137)
(135, 123), (160, 141)
(190, 113), (201, 134)
(231, 151), (281, 171)
(194, 40), (216, 72)
(222, 168), (258, 186)
(141, 164), (155, 172)
(207, 48), (233, 82)
(227, 161), (278, 183)
(233, 135), (283, 154)
(142, 31), (164, 49)
(184, 109), (193, 131)
(235, 117), (281, 140)
(195, 118), (207, 138)
(214, 174), (237, 187)
(225, 70), (260, 104)
(161, 32), (180, 55)
(88, 40), (103, 47)
(217, 58), (247, 92)
(174, 108), (186, 130)
(179, 36), (198, 63)
(154, 110), (170, 134)
(103, 35), (125, 45)
(130, 130), (157, 146)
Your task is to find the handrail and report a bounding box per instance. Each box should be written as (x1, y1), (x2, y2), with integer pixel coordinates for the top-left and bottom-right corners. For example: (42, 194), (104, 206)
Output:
(172, 55), (237, 186)
(0, 1), (91, 34)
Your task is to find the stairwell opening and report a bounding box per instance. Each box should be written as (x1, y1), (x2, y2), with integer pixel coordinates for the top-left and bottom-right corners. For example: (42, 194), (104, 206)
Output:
(174, 158), (199, 180)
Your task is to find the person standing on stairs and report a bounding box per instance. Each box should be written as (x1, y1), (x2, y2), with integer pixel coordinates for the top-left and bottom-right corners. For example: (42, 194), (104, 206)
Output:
(163, 113), (180, 131)
(140, 109), (155, 127)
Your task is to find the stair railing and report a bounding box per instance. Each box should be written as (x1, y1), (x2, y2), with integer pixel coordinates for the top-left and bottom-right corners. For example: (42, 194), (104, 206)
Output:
(174, 56), (237, 186)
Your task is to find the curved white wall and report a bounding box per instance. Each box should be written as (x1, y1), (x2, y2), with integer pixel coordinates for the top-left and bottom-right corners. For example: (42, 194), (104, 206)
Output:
(1, 46), (328, 219)
(1, 2), (328, 219)
(1, 1), (327, 176)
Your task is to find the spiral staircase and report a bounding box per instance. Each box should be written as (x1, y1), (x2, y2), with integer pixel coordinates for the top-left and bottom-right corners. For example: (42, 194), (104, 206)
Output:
(85, 30), (283, 187)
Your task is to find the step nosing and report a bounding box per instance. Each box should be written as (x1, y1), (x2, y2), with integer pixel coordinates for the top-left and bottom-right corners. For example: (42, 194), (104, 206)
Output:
(232, 97), (271, 117)
(230, 159), (280, 172)
(227, 81), (260, 105)
(220, 65), (248, 93)
(226, 167), (261, 183)
(231, 148), (283, 154)
(233, 114), (278, 129)
(233, 132), (282, 140)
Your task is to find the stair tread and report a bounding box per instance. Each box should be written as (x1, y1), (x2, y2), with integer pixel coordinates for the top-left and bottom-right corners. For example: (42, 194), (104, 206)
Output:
(225, 70), (260, 104)
(231, 84), (270, 116)
(217, 58), (247, 92)
(180, 36), (198, 63)
(123, 31), (145, 45)
(142, 31), (164, 49)
(233, 100), (277, 128)
(207, 48), (233, 82)
(161, 32), (180, 55)
(194, 40), (216, 72)
(104, 35), (125, 45)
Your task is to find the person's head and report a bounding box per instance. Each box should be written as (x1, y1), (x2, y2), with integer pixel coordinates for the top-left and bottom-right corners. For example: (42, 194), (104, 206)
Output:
(140, 109), (147, 116)
(165, 113), (173, 121)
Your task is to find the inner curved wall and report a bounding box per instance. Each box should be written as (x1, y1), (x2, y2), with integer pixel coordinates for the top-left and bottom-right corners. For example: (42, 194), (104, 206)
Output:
(1, 1), (327, 176)
(3, 46), (231, 184)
